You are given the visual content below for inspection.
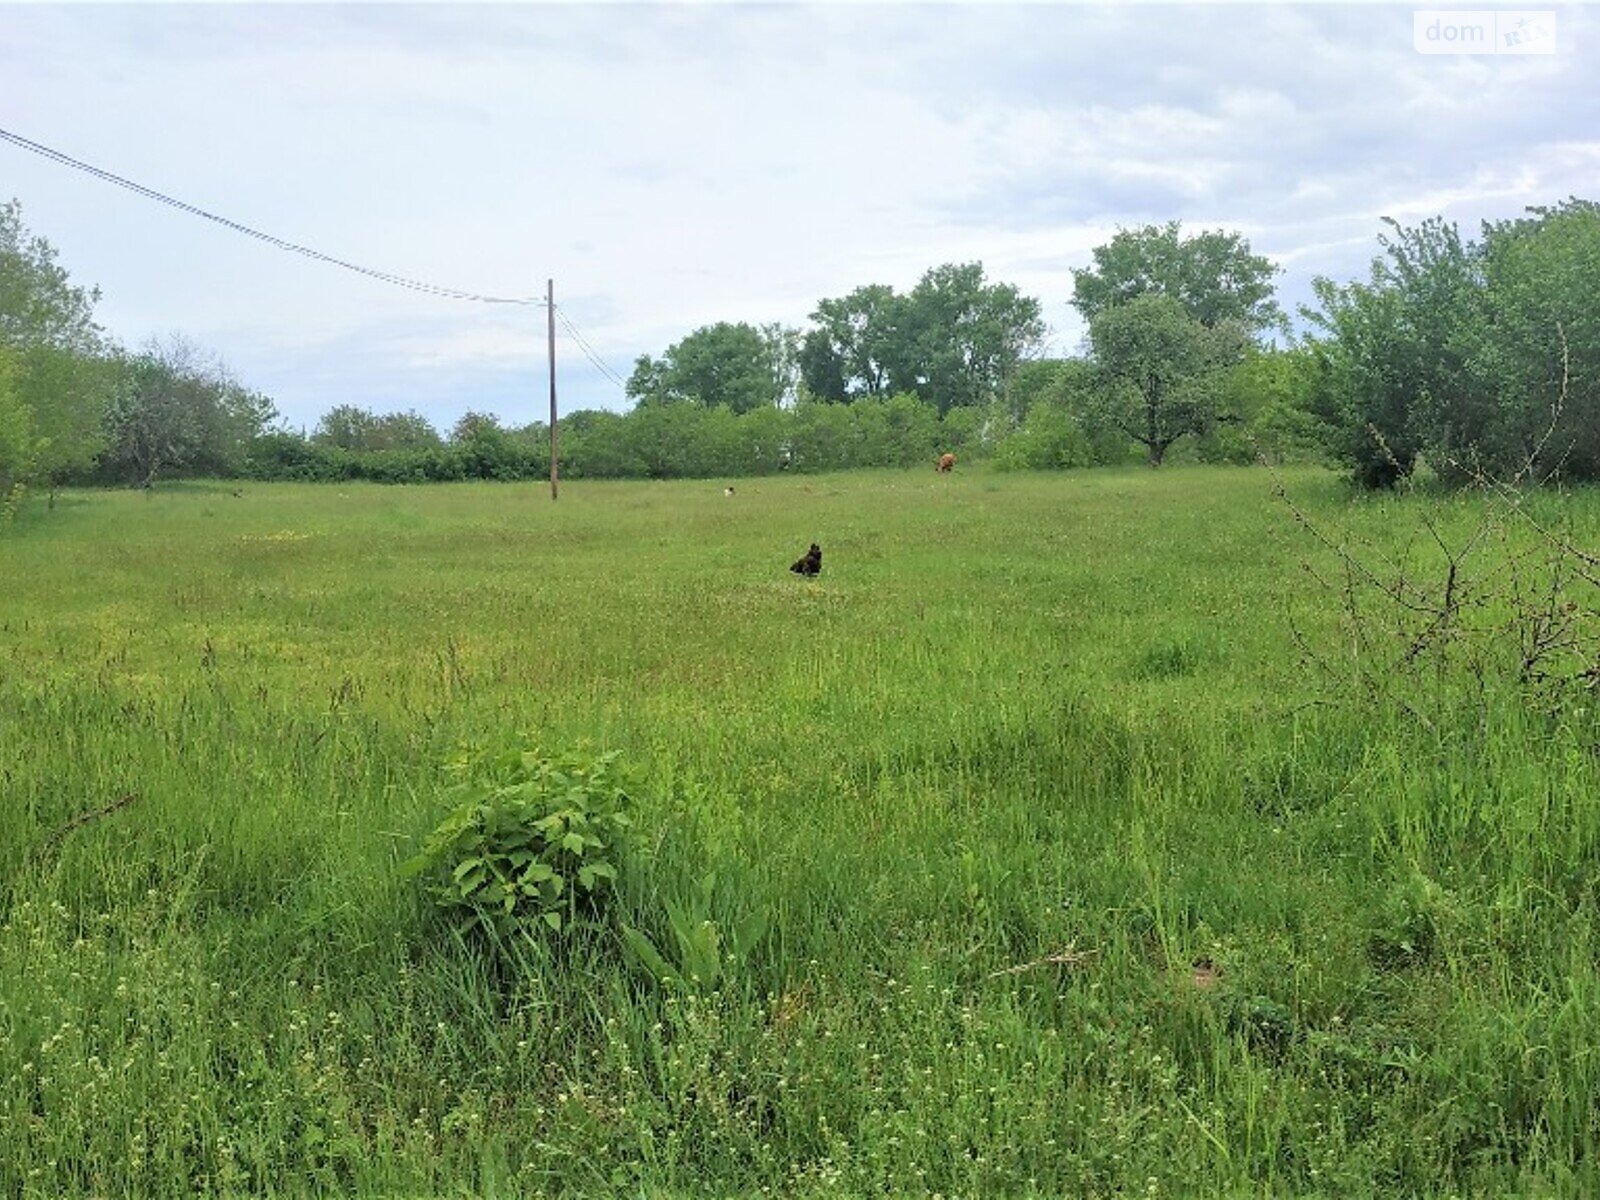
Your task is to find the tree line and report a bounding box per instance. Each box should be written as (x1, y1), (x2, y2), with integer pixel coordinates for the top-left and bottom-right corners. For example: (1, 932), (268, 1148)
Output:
(0, 201), (276, 507)
(4, 194), (1597, 508)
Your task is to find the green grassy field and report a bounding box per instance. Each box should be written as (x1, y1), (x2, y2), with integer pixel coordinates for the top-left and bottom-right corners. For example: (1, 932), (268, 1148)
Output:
(4, 466), (1600, 1197)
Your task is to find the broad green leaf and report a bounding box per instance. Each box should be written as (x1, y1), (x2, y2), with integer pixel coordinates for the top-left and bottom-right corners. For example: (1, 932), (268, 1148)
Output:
(620, 925), (680, 986)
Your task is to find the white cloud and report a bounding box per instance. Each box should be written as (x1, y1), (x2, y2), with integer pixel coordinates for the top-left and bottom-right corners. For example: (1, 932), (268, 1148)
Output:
(2, 3), (1596, 428)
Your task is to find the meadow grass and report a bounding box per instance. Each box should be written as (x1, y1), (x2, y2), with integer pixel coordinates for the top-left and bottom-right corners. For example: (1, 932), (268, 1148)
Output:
(3, 466), (1600, 1197)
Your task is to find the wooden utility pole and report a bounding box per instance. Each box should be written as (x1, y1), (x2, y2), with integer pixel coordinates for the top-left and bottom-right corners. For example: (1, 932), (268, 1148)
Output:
(547, 277), (558, 501)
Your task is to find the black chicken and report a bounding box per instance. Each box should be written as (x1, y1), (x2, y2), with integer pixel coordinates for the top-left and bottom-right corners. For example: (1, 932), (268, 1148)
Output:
(790, 542), (822, 577)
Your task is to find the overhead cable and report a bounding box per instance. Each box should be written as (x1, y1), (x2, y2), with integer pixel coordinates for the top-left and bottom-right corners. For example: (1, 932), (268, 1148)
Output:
(0, 125), (544, 306)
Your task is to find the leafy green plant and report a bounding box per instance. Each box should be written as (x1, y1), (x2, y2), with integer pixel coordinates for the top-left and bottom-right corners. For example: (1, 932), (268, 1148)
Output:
(621, 874), (767, 993)
(403, 744), (634, 939)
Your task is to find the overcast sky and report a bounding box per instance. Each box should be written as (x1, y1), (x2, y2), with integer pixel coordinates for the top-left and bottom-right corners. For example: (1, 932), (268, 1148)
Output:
(3, 3), (1596, 432)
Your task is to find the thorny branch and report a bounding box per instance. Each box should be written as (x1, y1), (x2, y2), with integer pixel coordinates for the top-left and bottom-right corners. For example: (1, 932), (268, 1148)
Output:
(1271, 325), (1600, 723)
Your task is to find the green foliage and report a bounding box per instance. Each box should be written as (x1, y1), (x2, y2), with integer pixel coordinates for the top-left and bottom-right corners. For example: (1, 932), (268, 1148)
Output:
(91, 337), (276, 486)
(314, 404), (382, 451)
(1089, 293), (1247, 466)
(1072, 219), (1284, 334)
(0, 199), (105, 355)
(796, 263), (1045, 414)
(938, 402), (989, 460)
(1207, 346), (1324, 465)
(405, 745), (634, 940)
(12, 342), (116, 488)
(0, 200), (115, 499)
(0, 346), (32, 503)
(451, 411), (529, 480)
(895, 262), (1046, 414)
(799, 283), (900, 402)
(1470, 199), (1600, 479)
(620, 874), (767, 993)
(991, 358), (1134, 470)
(627, 321), (788, 413)
(847, 392), (943, 466)
(991, 398), (1092, 471)
(1305, 199), (1600, 488)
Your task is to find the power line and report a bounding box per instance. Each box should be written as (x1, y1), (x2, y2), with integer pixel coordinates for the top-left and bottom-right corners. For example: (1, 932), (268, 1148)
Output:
(554, 309), (627, 388)
(555, 307), (630, 392)
(0, 125), (544, 306)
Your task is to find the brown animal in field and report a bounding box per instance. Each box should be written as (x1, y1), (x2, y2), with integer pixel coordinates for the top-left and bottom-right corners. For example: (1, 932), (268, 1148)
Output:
(790, 542), (822, 577)
(937, 453), (957, 473)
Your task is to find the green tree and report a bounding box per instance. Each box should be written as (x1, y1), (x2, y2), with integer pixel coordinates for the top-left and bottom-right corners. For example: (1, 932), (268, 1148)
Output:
(102, 336), (276, 485)
(0, 200), (114, 494)
(626, 322), (784, 413)
(1311, 200), (1600, 487)
(0, 200), (104, 354)
(1205, 346), (1322, 465)
(799, 284), (902, 402)
(940, 403), (990, 460)
(993, 400), (1093, 472)
(992, 358), (1126, 470)
(893, 263), (1046, 414)
(451, 411), (524, 479)
(1471, 199), (1600, 480)
(1303, 275), (1427, 488)
(789, 399), (855, 471)
(1089, 294), (1247, 467)
(372, 410), (442, 450)
(15, 346), (116, 495)
(1072, 221), (1284, 335)
(560, 410), (645, 478)
(0, 347), (33, 502)
(102, 352), (204, 487)
(314, 405), (382, 451)
(732, 404), (791, 474)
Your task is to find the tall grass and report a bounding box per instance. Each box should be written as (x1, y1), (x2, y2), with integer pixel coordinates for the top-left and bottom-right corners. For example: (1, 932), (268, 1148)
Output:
(3, 467), (1600, 1196)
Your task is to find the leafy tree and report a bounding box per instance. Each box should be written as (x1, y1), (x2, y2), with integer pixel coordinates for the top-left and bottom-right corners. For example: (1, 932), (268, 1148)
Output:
(101, 336), (276, 485)
(0, 347), (33, 500)
(0, 200), (104, 355)
(1088, 294), (1247, 467)
(762, 322), (802, 409)
(846, 393), (943, 467)
(940, 403), (990, 460)
(560, 410), (645, 478)
(993, 358), (1128, 469)
(1003, 359), (1076, 426)
(993, 400), (1093, 472)
(626, 322), (785, 413)
(314, 405), (382, 451)
(1204, 346), (1322, 465)
(451, 412), (525, 479)
(789, 399), (854, 472)
(0, 201), (115, 494)
(1302, 274), (1430, 488)
(799, 267), (1044, 414)
(1471, 199), (1600, 479)
(893, 263), (1046, 414)
(1302, 202), (1599, 487)
(15, 345), (116, 496)
(1072, 221), (1284, 335)
(373, 410), (442, 450)
(102, 352), (204, 487)
(315, 405), (442, 454)
(799, 284), (902, 402)
(732, 405), (790, 474)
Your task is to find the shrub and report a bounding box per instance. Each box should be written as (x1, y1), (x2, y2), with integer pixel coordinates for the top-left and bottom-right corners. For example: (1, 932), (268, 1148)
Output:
(404, 744), (634, 940)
